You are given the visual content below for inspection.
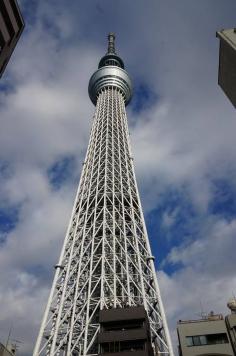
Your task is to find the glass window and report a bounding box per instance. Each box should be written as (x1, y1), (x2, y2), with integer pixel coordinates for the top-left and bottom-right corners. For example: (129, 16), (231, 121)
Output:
(120, 340), (144, 352)
(101, 343), (109, 353)
(0, 31), (5, 52)
(186, 333), (229, 347)
(206, 333), (228, 345)
(193, 336), (201, 346)
(199, 335), (207, 345)
(186, 337), (193, 346)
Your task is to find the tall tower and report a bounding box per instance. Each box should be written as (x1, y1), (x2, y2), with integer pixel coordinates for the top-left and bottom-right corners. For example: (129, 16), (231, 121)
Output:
(33, 34), (174, 356)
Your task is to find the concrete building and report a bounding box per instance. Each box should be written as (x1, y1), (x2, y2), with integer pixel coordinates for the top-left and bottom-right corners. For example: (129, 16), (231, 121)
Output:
(98, 306), (154, 356)
(225, 299), (236, 354)
(0, 0), (24, 77)
(177, 299), (236, 356)
(216, 28), (236, 108)
(0, 342), (16, 356)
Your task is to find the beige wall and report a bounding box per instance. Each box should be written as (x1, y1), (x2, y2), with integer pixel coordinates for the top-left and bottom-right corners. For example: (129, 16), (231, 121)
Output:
(225, 314), (236, 353)
(177, 319), (234, 356)
(0, 343), (13, 356)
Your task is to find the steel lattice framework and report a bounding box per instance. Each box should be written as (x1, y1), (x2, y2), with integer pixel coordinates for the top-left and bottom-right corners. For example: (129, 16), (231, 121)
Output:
(33, 34), (174, 356)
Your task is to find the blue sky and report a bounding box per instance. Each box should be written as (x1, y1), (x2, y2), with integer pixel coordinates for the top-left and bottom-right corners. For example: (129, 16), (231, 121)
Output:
(0, 0), (236, 354)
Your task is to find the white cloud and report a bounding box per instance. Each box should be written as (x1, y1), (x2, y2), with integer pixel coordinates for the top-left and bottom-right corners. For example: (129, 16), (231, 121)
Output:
(162, 208), (179, 229)
(158, 215), (236, 351)
(166, 217), (236, 278)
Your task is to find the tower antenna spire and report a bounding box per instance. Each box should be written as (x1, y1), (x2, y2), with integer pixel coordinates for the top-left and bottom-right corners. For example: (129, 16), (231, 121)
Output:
(107, 32), (116, 54)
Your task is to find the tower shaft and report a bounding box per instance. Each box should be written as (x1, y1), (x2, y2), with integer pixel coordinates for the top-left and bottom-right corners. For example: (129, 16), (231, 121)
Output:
(33, 36), (173, 356)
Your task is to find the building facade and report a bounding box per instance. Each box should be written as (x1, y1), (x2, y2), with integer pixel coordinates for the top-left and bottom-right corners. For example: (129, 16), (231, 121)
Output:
(0, 0), (24, 77)
(0, 343), (15, 356)
(216, 28), (236, 108)
(33, 34), (174, 356)
(177, 300), (236, 356)
(225, 312), (236, 354)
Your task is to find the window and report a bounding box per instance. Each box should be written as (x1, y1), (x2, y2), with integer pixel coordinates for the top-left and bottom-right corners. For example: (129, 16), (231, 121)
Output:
(110, 342), (119, 353)
(101, 343), (109, 353)
(104, 59), (121, 67)
(199, 335), (207, 345)
(103, 321), (143, 332)
(193, 336), (201, 346)
(186, 337), (193, 346)
(0, 30), (5, 52)
(0, 2), (15, 44)
(9, 0), (23, 29)
(207, 333), (228, 344)
(120, 340), (145, 352)
(101, 340), (145, 353)
(186, 333), (229, 347)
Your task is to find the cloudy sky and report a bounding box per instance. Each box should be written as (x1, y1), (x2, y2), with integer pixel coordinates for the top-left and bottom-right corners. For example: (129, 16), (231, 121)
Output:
(0, 0), (236, 354)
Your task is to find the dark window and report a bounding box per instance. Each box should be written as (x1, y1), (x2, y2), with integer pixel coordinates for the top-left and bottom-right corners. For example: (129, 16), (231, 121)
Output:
(0, 57), (8, 73)
(199, 335), (207, 345)
(186, 333), (229, 347)
(101, 343), (110, 353)
(120, 340), (145, 352)
(0, 30), (5, 52)
(186, 337), (193, 346)
(193, 336), (201, 346)
(110, 342), (119, 353)
(103, 321), (143, 331)
(104, 59), (121, 67)
(8, 0), (23, 29)
(207, 333), (228, 344)
(0, 1), (15, 43)
(101, 340), (145, 353)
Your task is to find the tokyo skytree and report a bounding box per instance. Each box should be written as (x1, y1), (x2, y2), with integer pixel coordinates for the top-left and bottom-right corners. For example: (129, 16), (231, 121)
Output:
(33, 33), (174, 356)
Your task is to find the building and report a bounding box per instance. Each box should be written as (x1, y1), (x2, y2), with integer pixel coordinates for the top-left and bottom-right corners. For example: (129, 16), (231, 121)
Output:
(98, 306), (154, 356)
(0, 342), (16, 356)
(33, 34), (174, 356)
(216, 28), (236, 107)
(177, 299), (236, 356)
(225, 299), (236, 354)
(0, 0), (24, 77)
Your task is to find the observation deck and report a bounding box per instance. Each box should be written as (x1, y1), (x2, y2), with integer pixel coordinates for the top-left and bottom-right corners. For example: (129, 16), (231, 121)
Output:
(88, 33), (132, 106)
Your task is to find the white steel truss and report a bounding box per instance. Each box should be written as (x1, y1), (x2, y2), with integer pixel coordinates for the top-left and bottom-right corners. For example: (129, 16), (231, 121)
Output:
(33, 69), (173, 356)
